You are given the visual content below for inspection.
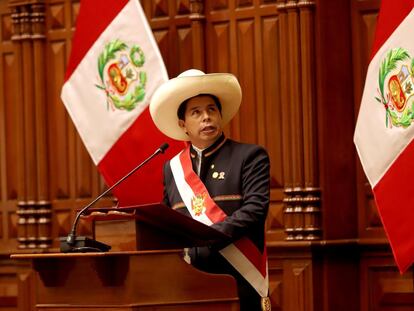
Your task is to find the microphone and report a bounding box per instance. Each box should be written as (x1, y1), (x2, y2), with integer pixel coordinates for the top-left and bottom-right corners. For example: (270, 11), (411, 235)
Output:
(60, 143), (169, 252)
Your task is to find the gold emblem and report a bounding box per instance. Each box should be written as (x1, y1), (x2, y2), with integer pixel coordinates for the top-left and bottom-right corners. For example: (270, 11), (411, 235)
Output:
(218, 172), (225, 179)
(212, 172), (219, 179)
(261, 297), (271, 311)
(191, 193), (207, 216)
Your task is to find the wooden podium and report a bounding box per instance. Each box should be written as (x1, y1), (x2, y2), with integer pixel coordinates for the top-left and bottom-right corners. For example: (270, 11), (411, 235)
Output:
(12, 204), (240, 310)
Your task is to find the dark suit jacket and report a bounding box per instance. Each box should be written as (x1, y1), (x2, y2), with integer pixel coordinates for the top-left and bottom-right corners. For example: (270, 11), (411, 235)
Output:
(163, 134), (270, 269)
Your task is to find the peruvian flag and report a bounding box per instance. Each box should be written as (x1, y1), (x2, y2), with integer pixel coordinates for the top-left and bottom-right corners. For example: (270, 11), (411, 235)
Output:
(61, 0), (182, 206)
(354, 0), (414, 272)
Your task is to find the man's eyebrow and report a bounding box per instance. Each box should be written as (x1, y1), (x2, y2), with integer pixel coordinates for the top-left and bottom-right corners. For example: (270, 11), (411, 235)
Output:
(189, 105), (201, 111)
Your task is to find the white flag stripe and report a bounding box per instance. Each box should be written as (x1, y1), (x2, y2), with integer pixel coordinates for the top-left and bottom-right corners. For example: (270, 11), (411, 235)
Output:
(170, 154), (214, 225)
(220, 244), (268, 297)
(354, 8), (414, 187)
(61, 0), (168, 164)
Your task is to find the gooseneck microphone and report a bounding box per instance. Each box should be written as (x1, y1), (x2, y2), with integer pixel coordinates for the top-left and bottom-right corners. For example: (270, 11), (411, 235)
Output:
(60, 143), (169, 253)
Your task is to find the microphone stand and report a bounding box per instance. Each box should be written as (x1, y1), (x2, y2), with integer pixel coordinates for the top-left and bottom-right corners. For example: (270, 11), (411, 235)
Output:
(60, 143), (169, 253)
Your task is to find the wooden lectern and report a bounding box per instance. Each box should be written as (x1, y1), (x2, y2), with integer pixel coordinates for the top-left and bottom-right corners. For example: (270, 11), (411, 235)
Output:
(12, 204), (240, 310)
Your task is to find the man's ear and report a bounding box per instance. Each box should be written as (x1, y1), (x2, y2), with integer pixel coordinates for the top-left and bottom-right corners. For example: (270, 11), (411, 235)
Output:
(178, 119), (185, 128)
(178, 119), (187, 134)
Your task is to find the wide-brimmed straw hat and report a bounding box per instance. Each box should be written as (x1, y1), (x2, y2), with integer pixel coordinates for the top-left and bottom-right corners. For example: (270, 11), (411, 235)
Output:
(149, 69), (242, 141)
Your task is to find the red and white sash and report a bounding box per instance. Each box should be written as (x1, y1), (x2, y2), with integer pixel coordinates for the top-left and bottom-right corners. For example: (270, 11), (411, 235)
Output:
(170, 146), (269, 297)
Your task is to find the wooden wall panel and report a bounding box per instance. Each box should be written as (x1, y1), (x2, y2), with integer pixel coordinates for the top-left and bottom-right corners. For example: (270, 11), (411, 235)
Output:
(0, 3), (19, 308)
(46, 40), (70, 200)
(268, 257), (284, 310)
(261, 16), (283, 187)
(283, 260), (313, 311)
(361, 253), (414, 311)
(7, 211), (17, 239)
(74, 136), (94, 199)
(210, 0), (230, 11)
(144, 0), (193, 78)
(2, 52), (19, 201)
(236, 18), (257, 143)
(315, 0), (357, 240)
(0, 0), (20, 252)
(286, 4), (304, 189)
(176, 26), (194, 71)
(207, 22), (230, 72)
(351, 0), (384, 240)
(0, 37), (17, 203)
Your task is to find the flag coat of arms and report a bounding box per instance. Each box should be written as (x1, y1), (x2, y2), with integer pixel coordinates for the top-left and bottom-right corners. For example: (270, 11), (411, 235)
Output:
(354, 0), (414, 272)
(61, 0), (182, 206)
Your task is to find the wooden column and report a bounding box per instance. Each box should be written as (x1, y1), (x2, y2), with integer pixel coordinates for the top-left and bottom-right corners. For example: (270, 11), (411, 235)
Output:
(298, 0), (320, 240)
(9, 0), (51, 249)
(32, 2), (51, 249)
(10, 3), (29, 249)
(277, 0), (295, 240)
(281, 0), (321, 241)
(189, 0), (205, 71)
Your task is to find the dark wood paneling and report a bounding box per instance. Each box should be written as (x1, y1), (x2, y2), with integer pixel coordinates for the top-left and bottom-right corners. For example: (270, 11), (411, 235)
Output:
(236, 18), (257, 143)
(361, 251), (414, 311)
(283, 259), (313, 311)
(351, 0), (384, 240)
(261, 15), (283, 187)
(46, 39), (70, 199)
(315, 0), (358, 239)
(145, 0), (193, 78)
(0, 1), (21, 253)
(268, 257), (283, 310)
(2, 51), (19, 201)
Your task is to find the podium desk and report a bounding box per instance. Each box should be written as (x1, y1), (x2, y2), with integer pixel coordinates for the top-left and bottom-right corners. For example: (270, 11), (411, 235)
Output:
(12, 250), (239, 311)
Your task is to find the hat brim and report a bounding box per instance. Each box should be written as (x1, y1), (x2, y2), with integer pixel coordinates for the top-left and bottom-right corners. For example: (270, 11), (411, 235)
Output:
(150, 73), (242, 141)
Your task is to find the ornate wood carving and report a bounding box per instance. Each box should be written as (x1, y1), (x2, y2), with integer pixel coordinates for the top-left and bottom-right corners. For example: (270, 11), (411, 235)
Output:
(9, 0), (51, 249)
(279, 0), (320, 241)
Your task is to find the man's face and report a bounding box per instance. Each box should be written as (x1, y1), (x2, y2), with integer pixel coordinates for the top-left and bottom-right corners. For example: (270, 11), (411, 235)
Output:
(178, 95), (223, 149)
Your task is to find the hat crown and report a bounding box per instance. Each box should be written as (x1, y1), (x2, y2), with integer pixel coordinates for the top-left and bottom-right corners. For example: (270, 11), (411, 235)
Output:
(177, 69), (205, 78)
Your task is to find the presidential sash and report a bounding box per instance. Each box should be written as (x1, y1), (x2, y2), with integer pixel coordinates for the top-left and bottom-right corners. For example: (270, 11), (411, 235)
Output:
(170, 145), (269, 298)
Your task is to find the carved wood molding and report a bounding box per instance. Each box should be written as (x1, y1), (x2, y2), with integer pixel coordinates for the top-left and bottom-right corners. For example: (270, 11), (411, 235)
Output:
(189, 0), (205, 21)
(17, 200), (51, 249)
(9, 0), (45, 40)
(283, 187), (321, 241)
(276, 0), (287, 11)
(279, 0), (320, 241)
(8, 0), (49, 250)
(297, 0), (315, 8)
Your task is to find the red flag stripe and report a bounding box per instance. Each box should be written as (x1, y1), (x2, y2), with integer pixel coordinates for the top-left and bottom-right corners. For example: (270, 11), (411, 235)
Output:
(65, 0), (129, 81)
(98, 109), (183, 206)
(373, 139), (414, 273)
(370, 0), (414, 60)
